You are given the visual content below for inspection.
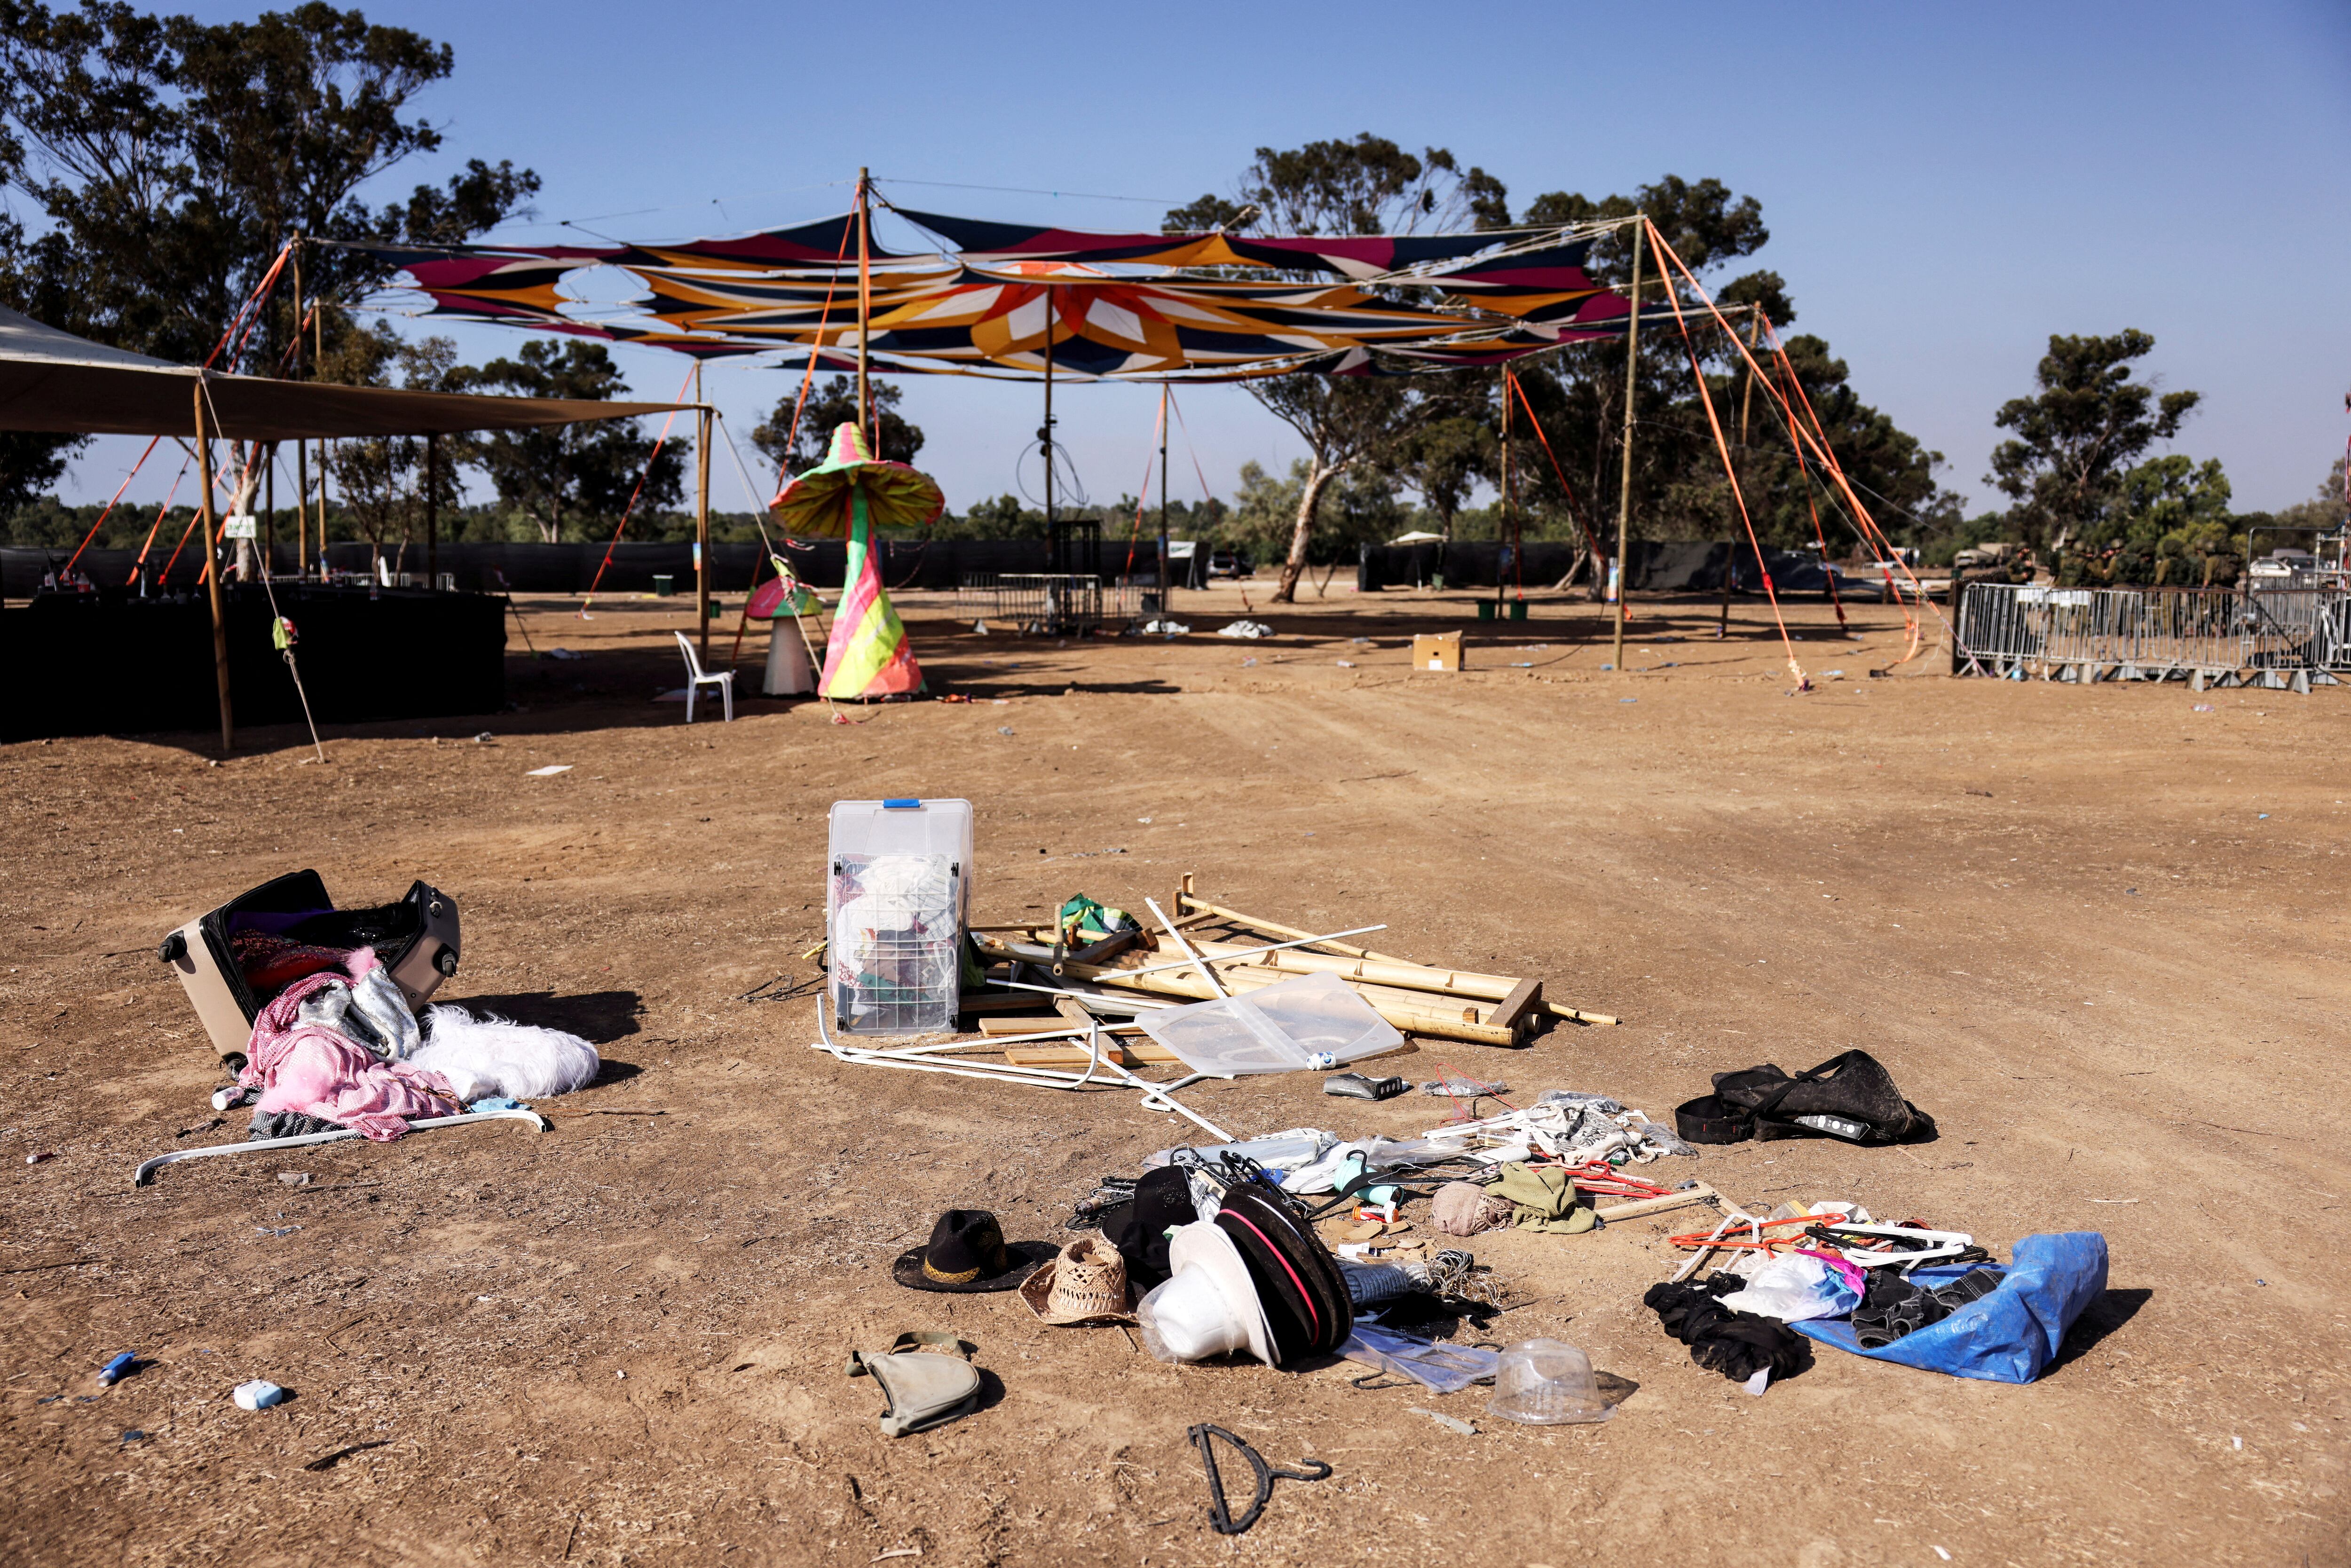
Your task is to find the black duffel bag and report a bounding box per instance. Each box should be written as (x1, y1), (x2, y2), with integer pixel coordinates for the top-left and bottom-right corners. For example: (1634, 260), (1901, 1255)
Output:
(1675, 1049), (1935, 1146)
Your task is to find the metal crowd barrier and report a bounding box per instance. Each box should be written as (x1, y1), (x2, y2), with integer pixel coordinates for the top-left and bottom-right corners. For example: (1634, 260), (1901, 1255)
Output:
(1955, 581), (2348, 691)
(956, 573), (1137, 635)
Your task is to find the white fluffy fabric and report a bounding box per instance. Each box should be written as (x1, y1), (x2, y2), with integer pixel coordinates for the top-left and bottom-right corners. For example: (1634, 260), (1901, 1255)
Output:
(411, 1006), (600, 1101)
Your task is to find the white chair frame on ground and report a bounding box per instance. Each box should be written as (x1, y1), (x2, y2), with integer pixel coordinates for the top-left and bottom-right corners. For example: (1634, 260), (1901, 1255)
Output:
(673, 631), (735, 722)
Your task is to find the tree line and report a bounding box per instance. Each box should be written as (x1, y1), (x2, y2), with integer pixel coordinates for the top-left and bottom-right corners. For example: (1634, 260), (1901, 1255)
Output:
(0, 14), (2334, 586)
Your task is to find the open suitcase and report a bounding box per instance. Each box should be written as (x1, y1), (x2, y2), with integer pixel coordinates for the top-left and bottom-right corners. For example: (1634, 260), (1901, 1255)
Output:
(156, 869), (462, 1066)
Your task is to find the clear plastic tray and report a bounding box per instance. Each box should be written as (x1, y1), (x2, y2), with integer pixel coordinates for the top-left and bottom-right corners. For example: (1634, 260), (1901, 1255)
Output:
(1137, 970), (1403, 1077)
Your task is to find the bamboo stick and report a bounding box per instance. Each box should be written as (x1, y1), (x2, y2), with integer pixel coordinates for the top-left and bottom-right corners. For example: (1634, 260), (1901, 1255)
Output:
(1180, 938), (1518, 1001)
(1039, 956), (1523, 1048)
(1175, 894), (1411, 964)
(1594, 1184), (1718, 1224)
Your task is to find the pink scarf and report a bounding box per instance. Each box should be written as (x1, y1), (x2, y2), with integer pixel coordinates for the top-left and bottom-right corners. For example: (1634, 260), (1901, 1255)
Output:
(237, 951), (459, 1141)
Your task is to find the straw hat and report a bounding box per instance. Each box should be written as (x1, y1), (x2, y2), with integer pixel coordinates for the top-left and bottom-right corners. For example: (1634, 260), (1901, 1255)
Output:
(1136, 1221), (1275, 1365)
(1018, 1236), (1136, 1325)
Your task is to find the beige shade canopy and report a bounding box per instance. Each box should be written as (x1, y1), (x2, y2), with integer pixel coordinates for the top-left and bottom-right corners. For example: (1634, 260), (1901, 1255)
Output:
(0, 306), (691, 440)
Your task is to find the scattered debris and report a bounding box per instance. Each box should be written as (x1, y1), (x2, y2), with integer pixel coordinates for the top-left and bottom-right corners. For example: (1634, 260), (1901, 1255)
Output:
(233, 1379), (288, 1411)
(1407, 1406), (1478, 1436)
(1189, 1423), (1330, 1535)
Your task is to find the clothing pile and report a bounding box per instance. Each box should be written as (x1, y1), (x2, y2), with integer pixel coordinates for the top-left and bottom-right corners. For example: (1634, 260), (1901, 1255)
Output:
(235, 946), (600, 1142)
(1649, 1197), (2113, 1387)
(1643, 1275), (1811, 1387)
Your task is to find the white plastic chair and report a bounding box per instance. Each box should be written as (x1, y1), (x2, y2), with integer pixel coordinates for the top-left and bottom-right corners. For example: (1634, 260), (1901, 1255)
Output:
(673, 631), (734, 722)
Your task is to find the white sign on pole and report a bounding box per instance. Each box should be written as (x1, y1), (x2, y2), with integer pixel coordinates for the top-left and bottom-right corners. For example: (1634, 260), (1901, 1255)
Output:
(222, 513), (258, 540)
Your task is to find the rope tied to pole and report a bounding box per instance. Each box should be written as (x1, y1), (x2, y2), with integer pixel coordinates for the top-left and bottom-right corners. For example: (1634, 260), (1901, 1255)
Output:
(1645, 219), (1807, 690)
(577, 363), (700, 616)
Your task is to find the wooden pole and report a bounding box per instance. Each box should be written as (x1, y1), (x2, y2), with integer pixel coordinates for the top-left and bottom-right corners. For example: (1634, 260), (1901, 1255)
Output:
(194, 378), (232, 753)
(425, 432), (440, 589)
(1158, 385), (1170, 606)
(1173, 892), (1410, 964)
(313, 300), (328, 578)
(1042, 302), (1055, 556)
(696, 389), (713, 666)
(290, 237), (306, 580)
(855, 166), (871, 441)
(264, 448), (275, 575)
(1611, 217), (1644, 673)
(295, 441), (309, 579)
(1499, 368), (1513, 613)
(1723, 306), (1763, 639)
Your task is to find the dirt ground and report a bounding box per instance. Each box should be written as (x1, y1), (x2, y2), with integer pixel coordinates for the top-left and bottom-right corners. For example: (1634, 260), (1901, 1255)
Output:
(2, 580), (2345, 1568)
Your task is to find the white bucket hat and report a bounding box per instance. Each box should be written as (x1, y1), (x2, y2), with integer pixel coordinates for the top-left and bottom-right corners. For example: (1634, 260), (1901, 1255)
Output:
(1135, 1221), (1274, 1365)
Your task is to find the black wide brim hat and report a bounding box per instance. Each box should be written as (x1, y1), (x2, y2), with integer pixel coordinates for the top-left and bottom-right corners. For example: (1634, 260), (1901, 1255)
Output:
(1213, 1186), (1353, 1367)
(892, 1208), (1055, 1294)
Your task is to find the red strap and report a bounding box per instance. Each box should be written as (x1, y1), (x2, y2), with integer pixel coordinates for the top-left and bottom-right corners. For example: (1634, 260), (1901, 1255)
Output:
(1217, 1209), (1318, 1338)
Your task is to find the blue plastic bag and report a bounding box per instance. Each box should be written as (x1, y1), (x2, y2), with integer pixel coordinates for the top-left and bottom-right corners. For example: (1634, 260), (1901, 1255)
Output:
(1341, 1325), (1501, 1395)
(1793, 1232), (2108, 1384)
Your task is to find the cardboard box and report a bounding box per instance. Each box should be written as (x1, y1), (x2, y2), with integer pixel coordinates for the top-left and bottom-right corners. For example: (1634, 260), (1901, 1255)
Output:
(1412, 631), (1462, 672)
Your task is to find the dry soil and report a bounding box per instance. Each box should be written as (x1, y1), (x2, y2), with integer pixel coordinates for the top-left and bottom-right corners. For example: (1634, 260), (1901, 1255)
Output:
(0, 584), (2343, 1567)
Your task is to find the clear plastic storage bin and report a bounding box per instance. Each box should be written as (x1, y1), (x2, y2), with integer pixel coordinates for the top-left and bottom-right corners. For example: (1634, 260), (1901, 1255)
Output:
(827, 799), (972, 1036)
(1137, 970), (1403, 1077)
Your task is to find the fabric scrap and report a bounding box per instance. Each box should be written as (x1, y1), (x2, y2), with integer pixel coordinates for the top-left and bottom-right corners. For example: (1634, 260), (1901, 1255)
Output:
(1491, 1162), (1596, 1235)
(1431, 1180), (1515, 1237)
(1643, 1275), (1810, 1384)
(238, 963), (459, 1142)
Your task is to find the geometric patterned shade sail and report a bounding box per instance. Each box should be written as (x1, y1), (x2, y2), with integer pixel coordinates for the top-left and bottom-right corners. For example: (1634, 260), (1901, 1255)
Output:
(358, 207), (1636, 381)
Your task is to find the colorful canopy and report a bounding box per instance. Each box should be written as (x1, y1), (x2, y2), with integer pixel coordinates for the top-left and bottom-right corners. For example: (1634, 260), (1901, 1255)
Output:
(773, 421), (946, 538)
(349, 205), (1636, 381)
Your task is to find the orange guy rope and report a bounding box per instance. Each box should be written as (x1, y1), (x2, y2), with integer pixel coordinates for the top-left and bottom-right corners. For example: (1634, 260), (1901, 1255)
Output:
(62, 436), (163, 575)
(1761, 323), (1941, 660)
(1646, 220), (1807, 689)
(128, 457), (193, 585)
(578, 364), (700, 616)
(1646, 226), (1946, 660)
(770, 223), (854, 505)
(1505, 371), (1602, 575)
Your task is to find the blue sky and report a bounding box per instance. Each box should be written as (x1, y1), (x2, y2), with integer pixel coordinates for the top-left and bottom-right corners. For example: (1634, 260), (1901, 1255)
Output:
(54, 0), (2351, 520)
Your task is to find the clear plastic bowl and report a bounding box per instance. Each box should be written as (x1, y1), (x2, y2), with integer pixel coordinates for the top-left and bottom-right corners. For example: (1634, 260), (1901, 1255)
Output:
(1485, 1337), (1615, 1426)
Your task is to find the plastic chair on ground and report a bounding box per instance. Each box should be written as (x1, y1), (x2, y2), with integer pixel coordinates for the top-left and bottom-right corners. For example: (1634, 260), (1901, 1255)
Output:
(673, 631), (735, 723)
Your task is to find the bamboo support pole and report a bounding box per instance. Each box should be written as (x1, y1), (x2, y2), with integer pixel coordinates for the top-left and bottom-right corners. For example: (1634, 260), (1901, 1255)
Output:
(193, 379), (232, 753)
(1179, 938), (1519, 1000)
(992, 952), (1523, 1048)
(1612, 218), (1644, 674)
(425, 432), (439, 588)
(695, 392), (712, 666)
(1167, 889), (1617, 1024)
(854, 167), (871, 440)
(1174, 892), (1410, 965)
